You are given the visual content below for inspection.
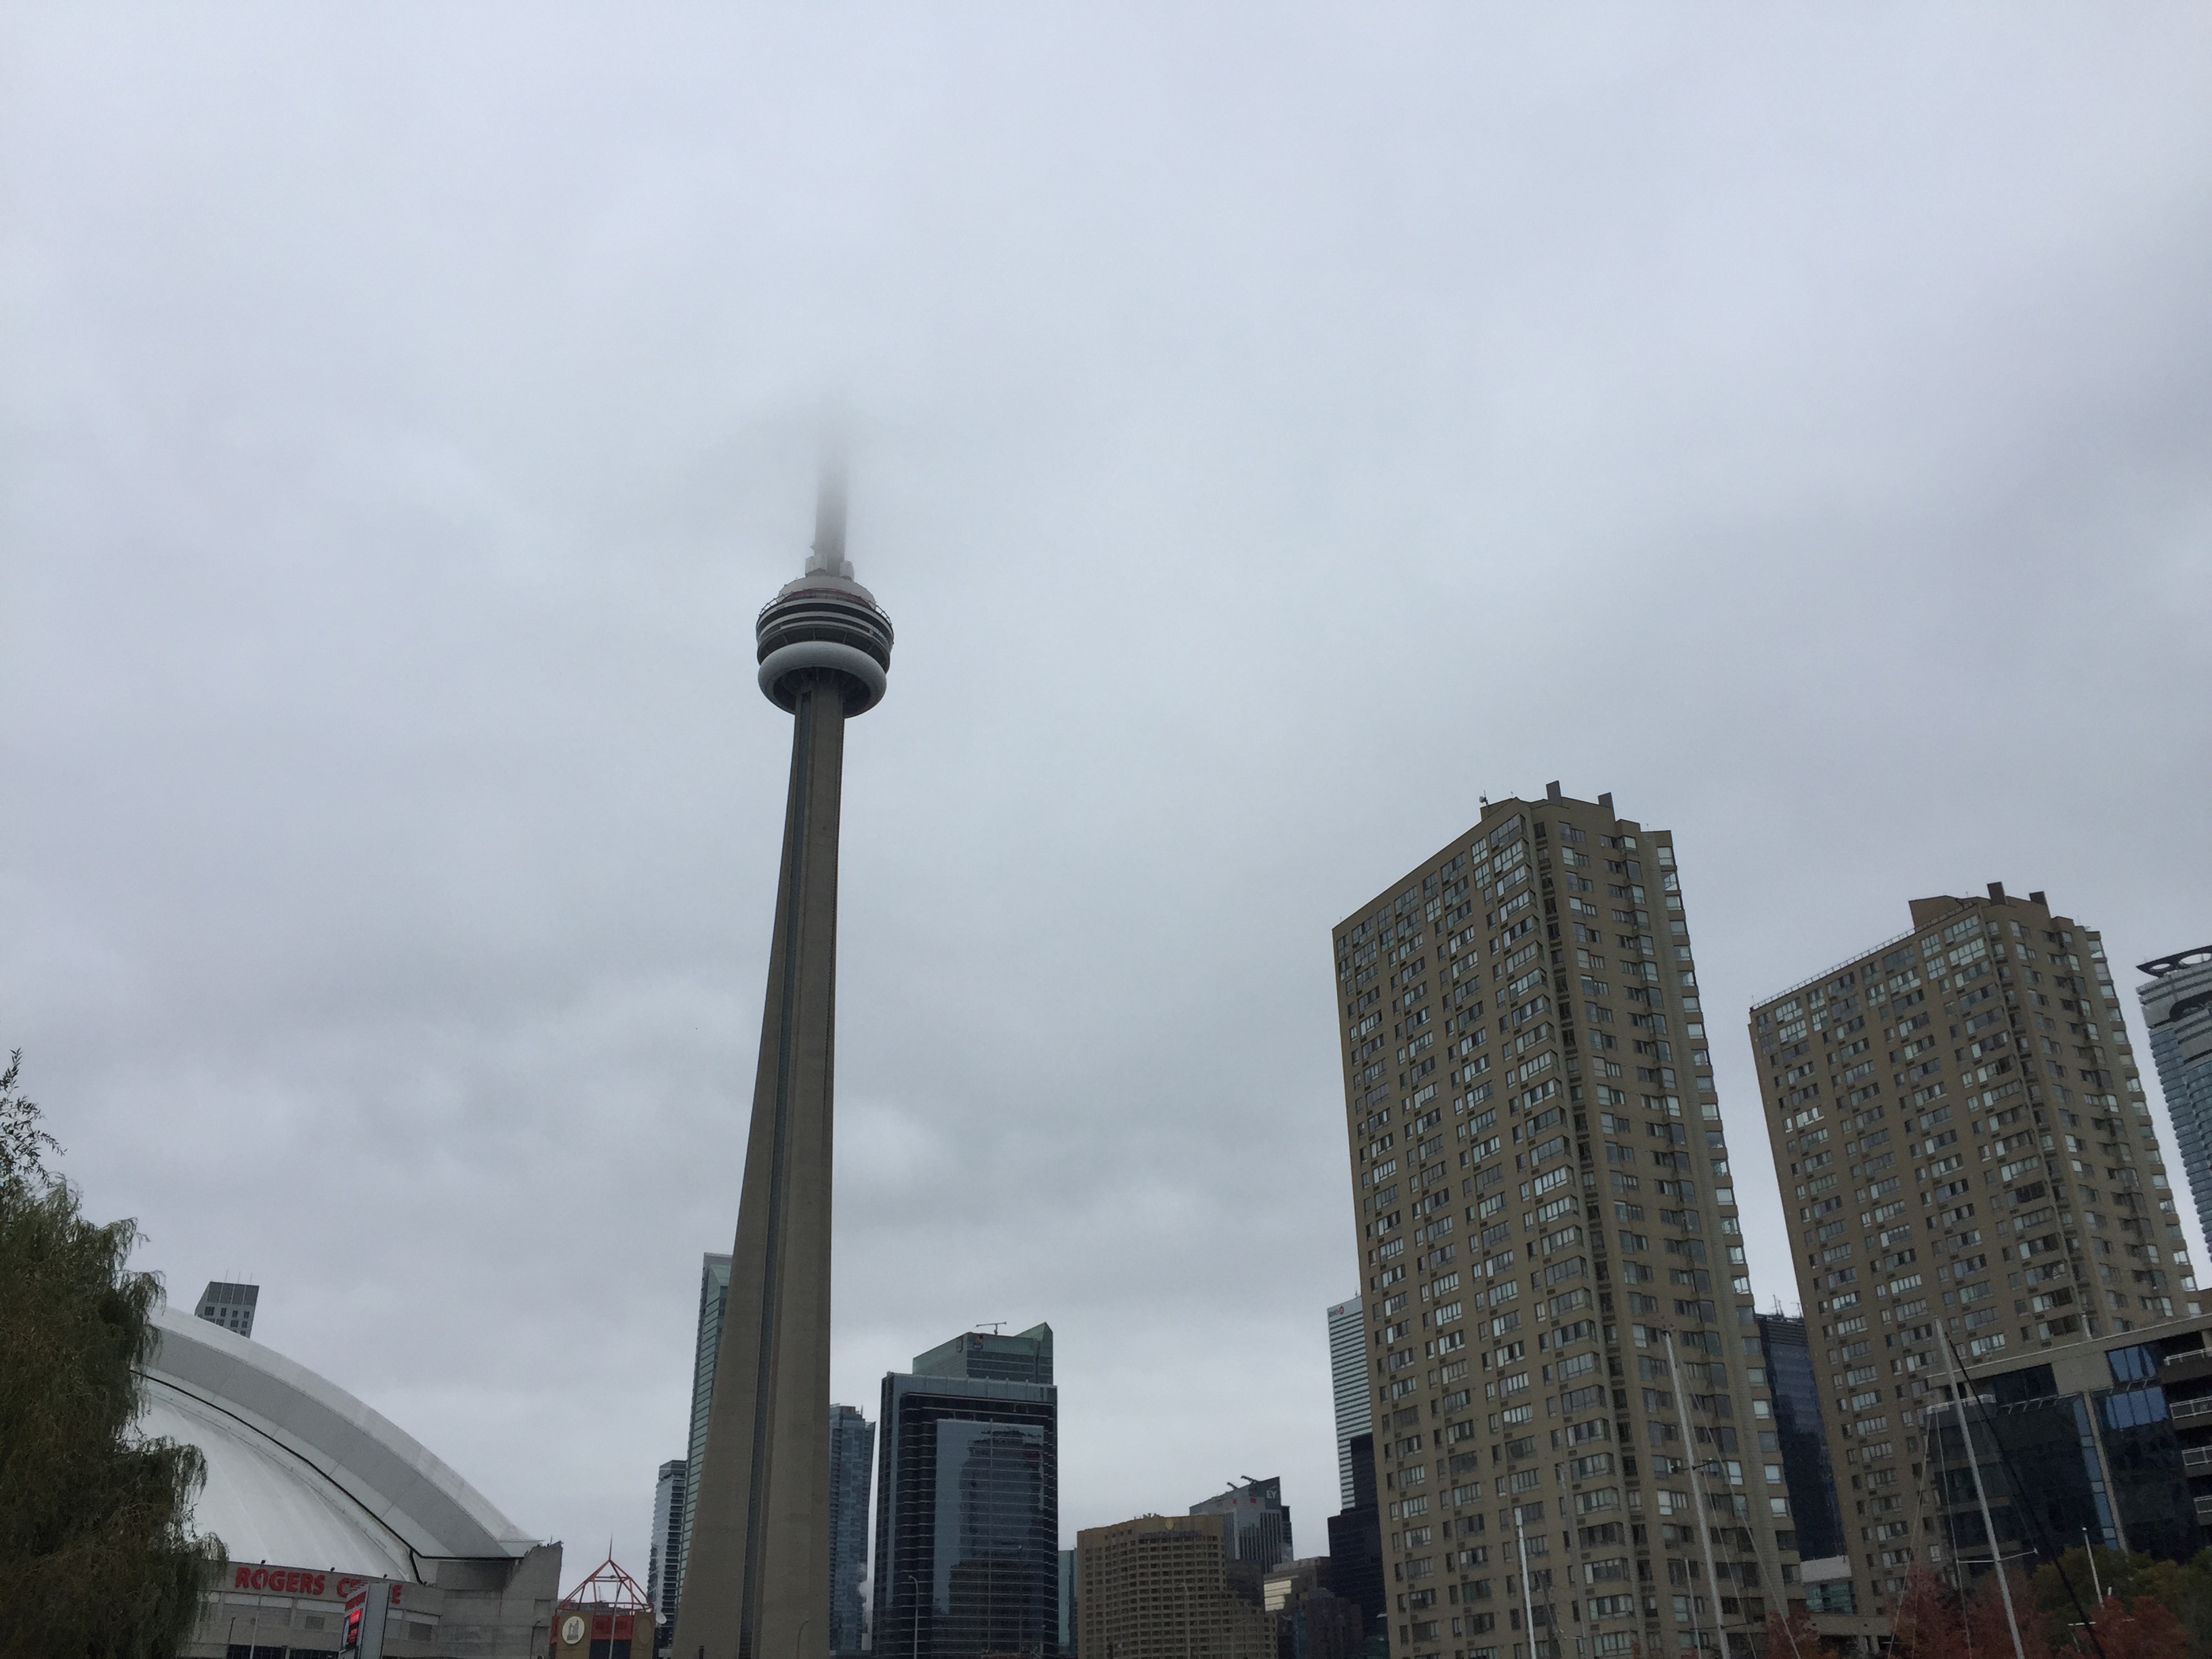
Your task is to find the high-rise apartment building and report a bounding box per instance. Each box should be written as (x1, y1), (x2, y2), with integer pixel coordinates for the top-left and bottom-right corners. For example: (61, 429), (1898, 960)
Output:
(1330, 1298), (1372, 1509)
(873, 1328), (1060, 1659)
(2139, 946), (2212, 1241)
(196, 1281), (259, 1338)
(830, 1404), (876, 1654)
(1073, 1513), (1273, 1659)
(1750, 887), (2212, 1617)
(1191, 1477), (1294, 1572)
(1751, 1316), (1841, 1562)
(678, 1251), (733, 1612)
(1334, 787), (1796, 1659)
(650, 1458), (685, 1656)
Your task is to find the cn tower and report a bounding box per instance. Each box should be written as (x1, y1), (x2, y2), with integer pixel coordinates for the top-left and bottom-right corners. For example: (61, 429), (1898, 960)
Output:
(674, 472), (893, 1659)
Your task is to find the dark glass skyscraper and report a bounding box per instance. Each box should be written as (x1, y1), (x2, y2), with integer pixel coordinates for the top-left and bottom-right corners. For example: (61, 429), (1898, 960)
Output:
(911, 1323), (1054, 1385)
(873, 1332), (1059, 1659)
(829, 1404), (876, 1654)
(1755, 1313), (1843, 1561)
(1322, 1433), (1382, 1643)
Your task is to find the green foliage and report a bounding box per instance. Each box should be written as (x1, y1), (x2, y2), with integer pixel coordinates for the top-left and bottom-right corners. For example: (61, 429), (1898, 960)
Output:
(0, 1053), (225, 1658)
(0, 1049), (62, 1186)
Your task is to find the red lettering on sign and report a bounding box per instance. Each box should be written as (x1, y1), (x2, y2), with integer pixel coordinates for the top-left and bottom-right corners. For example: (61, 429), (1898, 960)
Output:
(228, 1564), (344, 1600)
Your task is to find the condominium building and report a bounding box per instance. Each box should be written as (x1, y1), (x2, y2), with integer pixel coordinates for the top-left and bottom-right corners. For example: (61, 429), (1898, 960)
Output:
(1749, 887), (2211, 1618)
(649, 1458), (685, 1656)
(1330, 1298), (1373, 1510)
(829, 1404), (876, 1654)
(678, 1252), (733, 1612)
(2138, 946), (2212, 1242)
(1073, 1513), (1274, 1659)
(1333, 787), (1793, 1659)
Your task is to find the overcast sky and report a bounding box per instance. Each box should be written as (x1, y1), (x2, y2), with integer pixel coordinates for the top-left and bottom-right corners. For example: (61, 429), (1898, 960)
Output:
(5, 3), (2212, 1587)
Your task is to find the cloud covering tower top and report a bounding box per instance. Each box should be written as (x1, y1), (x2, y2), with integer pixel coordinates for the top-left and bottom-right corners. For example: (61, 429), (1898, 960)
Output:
(755, 470), (895, 714)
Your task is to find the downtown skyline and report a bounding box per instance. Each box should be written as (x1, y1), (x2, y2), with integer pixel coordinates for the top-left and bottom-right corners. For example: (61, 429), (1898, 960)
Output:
(5, 5), (2211, 1582)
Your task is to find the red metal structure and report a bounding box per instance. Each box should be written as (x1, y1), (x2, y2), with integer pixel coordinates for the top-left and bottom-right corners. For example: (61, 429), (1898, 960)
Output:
(553, 1555), (655, 1658)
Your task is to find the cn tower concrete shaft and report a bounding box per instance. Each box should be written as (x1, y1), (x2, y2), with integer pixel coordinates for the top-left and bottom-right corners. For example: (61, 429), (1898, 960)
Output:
(676, 489), (893, 1659)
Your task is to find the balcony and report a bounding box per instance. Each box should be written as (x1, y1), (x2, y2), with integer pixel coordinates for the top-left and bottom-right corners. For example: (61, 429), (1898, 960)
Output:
(2169, 1395), (2212, 1422)
(2163, 1350), (2212, 1386)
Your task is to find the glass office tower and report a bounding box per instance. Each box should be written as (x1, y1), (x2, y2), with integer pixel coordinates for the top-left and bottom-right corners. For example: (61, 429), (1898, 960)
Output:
(873, 1334), (1059, 1659)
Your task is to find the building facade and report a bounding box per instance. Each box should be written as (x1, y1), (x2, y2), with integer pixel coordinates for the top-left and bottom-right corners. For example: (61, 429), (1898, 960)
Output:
(678, 1250), (732, 1614)
(830, 1404), (877, 1654)
(1748, 887), (2207, 1621)
(1191, 1476), (1294, 1571)
(1330, 1298), (1373, 1511)
(1334, 788), (1798, 1659)
(649, 1459), (684, 1656)
(1752, 1315), (1842, 1562)
(195, 1279), (259, 1338)
(873, 1338), (1060, 1659)
(2139, 946), (2212, 1242)
(1074, 1513), (1274, 1659)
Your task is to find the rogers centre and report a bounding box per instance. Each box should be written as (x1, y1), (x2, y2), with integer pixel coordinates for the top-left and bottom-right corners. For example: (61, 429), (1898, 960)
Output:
(138, 1305), (561, 1658)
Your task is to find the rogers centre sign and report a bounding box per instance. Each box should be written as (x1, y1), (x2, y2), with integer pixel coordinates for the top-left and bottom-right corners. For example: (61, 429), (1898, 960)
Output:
(232, 1565), (377, 1600)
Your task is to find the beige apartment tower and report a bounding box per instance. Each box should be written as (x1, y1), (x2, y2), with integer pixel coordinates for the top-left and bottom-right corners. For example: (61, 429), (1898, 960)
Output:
(1074, 1513), (1275, 1659)
(1749, 887), (2212, 1625)
(1332, 787), (1796, 1659)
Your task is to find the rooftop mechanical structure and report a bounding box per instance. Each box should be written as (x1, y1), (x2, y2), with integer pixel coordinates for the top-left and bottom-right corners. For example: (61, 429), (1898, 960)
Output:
(674, 472), (893, 1659)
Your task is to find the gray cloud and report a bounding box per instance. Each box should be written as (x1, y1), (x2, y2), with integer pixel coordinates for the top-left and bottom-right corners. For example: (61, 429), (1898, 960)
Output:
(4, 3), (2210, 1580)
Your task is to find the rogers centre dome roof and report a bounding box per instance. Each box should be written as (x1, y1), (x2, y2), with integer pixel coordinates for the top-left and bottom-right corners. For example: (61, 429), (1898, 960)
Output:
(136, 1304), (540, 1582)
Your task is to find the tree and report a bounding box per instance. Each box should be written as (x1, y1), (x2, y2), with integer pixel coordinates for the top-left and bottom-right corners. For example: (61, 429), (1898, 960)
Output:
(2090, 1593), (2195, 1659)
(0, 1052), (225, 1657)
(1757, 1601), (1820, 1659)
(1890, 1565), (1970, 1659)
(0, 1049), (61, 1185)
